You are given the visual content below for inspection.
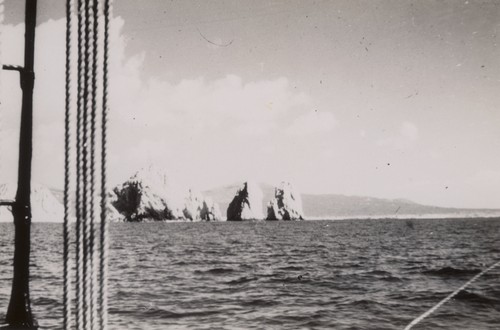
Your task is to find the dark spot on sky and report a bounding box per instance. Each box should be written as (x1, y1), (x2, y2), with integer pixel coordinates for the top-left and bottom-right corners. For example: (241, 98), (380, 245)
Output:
(481, 65), (485, 68)
(387, 163), (390, 166)
(445, 186), (448, 189)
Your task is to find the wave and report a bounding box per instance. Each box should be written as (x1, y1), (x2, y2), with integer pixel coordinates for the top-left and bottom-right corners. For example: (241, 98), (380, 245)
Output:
(240, 299), (278, 307)
(277, 265), (305, 271)
(33, 296), (60, 306)
(367, 270), (391, 276)
(143, 308), (221, 319)
(226, 276), (256, 285)
(350, 298), (378, 307)
(194, 267), (235, 275)
(267, 273), (311, 284)
(111, 307), (222, 319)
(422, 266), (481, 277)
(454, 290), (500, 304)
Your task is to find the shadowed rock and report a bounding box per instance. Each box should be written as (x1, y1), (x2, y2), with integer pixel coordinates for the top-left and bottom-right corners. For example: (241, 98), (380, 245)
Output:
(183, 189), (204, 221)
(227, 181), (264, 220)
(267, 182), (304, 220)
(111, 167), (185, 221)
(183, 190), (222, 221)
(200, 197), (222, 221)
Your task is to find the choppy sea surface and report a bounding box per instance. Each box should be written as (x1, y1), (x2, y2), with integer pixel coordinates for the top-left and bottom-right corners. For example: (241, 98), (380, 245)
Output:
(1, 218), (500, 329)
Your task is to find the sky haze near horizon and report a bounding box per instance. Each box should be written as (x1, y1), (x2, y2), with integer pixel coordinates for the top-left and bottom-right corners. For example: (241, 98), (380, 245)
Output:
(1, 0), (499, 208)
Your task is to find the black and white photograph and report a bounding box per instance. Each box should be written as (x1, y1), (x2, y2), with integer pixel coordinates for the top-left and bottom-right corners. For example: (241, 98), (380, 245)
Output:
(0, 0), (499, 329)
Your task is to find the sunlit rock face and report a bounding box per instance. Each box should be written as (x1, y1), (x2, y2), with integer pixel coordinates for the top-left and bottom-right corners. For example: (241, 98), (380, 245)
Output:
(200, 197), (222, 221)
(183, 189), (223, 221)
(0, 183), (64, 222)
(105, 193), (127, 222)
(0, 184), (63, 222)
(226, 181), (264, 220)
(111, 167), (185, 221)
(266, 182), (304, 221)
(183, 189), (204, 221)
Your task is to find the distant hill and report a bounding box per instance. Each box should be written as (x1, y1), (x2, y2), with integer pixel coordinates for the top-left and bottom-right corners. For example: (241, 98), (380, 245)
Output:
(203, 182), (500, 219)
(4, 182), (497, 222)
(0, 183), (64, 222)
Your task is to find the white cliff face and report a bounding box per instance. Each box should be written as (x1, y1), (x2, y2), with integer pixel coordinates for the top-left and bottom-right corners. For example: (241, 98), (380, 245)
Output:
(111, 167), (226, 222)
(183, 189), (204, 221)
(0, 183), (64, 222)
(112, 167), (186, 221)
(131, 166), (187, 216)
(183, 190), (223, 221)
(200, 197), (222, 221)
(227, 181), (264, 220)
(106, 199), (127, 222)
(267, 182), (304, 220)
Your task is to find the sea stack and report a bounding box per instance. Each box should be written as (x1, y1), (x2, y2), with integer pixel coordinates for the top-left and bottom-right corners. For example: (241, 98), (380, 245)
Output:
(183, 190), (222, 221)
(111, 167), (185, 221)
(267, 182), (304, 220)
(200, 197), (222, 221)
(183, 189), (205, 221)
(226, 181), (264, 220)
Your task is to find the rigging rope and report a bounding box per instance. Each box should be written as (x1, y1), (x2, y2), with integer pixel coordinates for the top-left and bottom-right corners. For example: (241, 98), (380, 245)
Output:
(64, 0), (111, 329)
(0, 0), (4, 178)
(63, 0), (74, 328)
(75, 0), (85, 327)
(404, 260), (500, 330)
(99, 1), (112, 327)
(90, 1), (100, 328)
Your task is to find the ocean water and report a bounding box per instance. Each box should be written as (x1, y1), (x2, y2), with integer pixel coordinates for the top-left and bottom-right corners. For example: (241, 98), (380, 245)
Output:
(1, 218), (499, 329)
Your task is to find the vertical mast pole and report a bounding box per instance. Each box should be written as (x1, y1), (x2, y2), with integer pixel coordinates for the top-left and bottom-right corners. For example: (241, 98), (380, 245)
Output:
(6, 0), (38, 328)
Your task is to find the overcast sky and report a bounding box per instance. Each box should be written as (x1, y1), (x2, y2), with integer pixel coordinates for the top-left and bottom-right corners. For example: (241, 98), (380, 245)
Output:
(1, 0), (499, 208)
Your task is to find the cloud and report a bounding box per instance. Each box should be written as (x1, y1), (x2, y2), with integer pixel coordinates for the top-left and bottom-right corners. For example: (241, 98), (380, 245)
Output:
(466, 170), (500, 185)
(400, 121), (419, 141)
(376, 121), (419, 149)
(1, 17), (328, 189)
(286, 111), (336, 136)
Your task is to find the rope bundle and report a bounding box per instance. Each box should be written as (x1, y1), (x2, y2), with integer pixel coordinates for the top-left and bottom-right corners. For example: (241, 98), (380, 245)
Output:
(64, 0), (112, 329)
